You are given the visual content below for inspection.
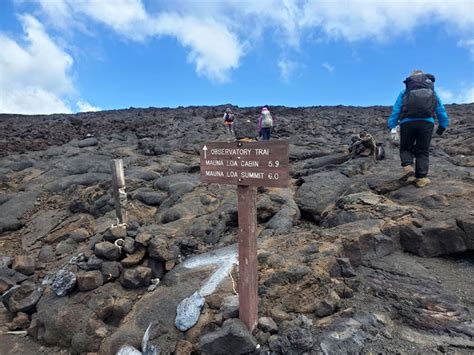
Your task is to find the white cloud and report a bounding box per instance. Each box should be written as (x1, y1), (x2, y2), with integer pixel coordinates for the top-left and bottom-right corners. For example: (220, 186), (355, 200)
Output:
(322, 62), (335, 73)
(437, 86), (474, 104)
(0, 15), (74, 114)
(458, 39), (474, 59)
(437, 87), (455, 103)
(37, 0), (243, 82)
(459, 87), (474, 103)
(300, 0), (474, 43)
(1, 87), (72, 115)
(33, 0), (474, 84)
(149, 14), (242, 82)
(0, 15), (74, 95)
(278, 58), (299, 82)
(77, 100), (101, 112)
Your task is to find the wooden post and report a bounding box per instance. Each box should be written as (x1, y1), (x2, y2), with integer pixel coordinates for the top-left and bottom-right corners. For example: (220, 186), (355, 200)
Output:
(111, 159), (127, 225)
(237, 185), (258, 331)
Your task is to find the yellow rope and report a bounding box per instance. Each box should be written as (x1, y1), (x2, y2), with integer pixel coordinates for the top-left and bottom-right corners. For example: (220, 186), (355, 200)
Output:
(228, 270), (238, 295)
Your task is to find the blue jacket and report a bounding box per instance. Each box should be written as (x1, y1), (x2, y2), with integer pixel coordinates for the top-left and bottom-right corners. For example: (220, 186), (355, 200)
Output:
(387, 89), (449, 130)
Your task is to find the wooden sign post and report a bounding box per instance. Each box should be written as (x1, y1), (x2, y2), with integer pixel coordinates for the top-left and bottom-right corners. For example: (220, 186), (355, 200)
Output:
(200, 140), (289, 331)
(111, 159), (128, 225)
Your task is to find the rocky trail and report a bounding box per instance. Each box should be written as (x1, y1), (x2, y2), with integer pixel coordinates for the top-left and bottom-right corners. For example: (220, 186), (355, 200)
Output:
(0, 104), (473, 354)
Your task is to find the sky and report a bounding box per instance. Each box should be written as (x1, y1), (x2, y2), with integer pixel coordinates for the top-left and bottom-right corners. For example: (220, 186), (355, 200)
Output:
(0, 0), (473, 114)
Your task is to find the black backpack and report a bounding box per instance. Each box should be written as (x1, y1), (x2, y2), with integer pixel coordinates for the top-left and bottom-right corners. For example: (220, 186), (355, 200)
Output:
(400, 73), (436, 119)
(224, 112), (234, 122)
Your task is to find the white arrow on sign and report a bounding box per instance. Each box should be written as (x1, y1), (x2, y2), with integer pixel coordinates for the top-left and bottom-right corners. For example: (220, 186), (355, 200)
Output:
(202, 145), (208, 159)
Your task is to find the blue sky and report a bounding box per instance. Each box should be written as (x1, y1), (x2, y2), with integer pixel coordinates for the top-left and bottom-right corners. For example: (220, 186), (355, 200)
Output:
(0, 0), (473, 114)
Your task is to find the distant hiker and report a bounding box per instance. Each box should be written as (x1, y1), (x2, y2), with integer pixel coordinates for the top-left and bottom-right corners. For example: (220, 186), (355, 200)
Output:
(387, 70), (449, 188)
(223, 108), (235, 136)
(258, 106), (274, 141)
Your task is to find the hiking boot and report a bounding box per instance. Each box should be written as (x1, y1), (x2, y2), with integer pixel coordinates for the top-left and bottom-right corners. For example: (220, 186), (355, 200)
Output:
(399, 165), (415, 181)
(415, 177), (431, 188)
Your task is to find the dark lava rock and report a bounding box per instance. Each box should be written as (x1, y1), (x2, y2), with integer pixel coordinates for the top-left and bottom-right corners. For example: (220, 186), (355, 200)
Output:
(121, 247), (146, 267)
(101, 261), (122, 283)
(86, 255), (103, 270)
(258, 317), (278, 334)
(69, 228), (90, 243)
(45, 173), (110, 193)
(7, 311), (30, 330)
(274, 315), (315, 353)
(199, 318), (257, 354)
(153, 173), (199, 196)
(222, 295), (239, 320)
(55, 239), (78, 256)
(2, 281), (42, 314)
(135, 231), (152, 247)
(0, 267), (28, 293)
(94, 241), (121, 260)
(120, 266), (152, 288)
(77, 270), (104, 291)
(148, 236), (178, 261)
(103, 226), (127, 242)
(295, 171), (350, 222)
(12, 255), (35, 276)
(52, 269), (76, 296)
(122, 237), (136, 254)
(148, 258), (165, 279)
(456, 217), (474, 249)
(37, 245), (55, 263)
(131, 189), (167, 206)
(0, 255), (12, 268)
(400, 222), (469, 257)
(78, 137), (99, 148)
(337, 258), (356, 277)
(71, 333), (100, 353)
(138, 138), (172, 155)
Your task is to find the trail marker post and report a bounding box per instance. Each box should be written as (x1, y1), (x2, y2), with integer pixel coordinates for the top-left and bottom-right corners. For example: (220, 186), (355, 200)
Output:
(200, 140), (289, 331)
(111, 159), (128, 225)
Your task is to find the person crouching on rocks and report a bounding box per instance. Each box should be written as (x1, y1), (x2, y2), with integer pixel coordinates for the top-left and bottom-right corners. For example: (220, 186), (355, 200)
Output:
(223, 108), (235, 136)
(387, 70), (449, 188)
(258, 106), (274, 141)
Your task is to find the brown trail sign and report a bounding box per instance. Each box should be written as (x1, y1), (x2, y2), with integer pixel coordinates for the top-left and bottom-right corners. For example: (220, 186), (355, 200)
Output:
(200, 140), (289, 331)
(200, 140), (289, 188)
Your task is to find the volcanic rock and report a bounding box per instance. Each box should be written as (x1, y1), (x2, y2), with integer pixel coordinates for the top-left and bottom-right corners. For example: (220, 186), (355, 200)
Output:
(94, 241), (121, 260)
(400, 221), (469, 257)
(0, 255), (12, 268)
(86, 255), (103, 270)
(121, 247), (146, 267)
(12, 255), (35, 276)
(7, 312), (30, 330)
(78, 137), (98, 148)
(0, 268), (28, 293)
(135, 231), (152, 246)
(122, 237), (136, 254)
(2, 281), (42, 314)
(221, 295), (239, 320)
(51, 269), (76, 296)
(120, 266), (151, 288)
(258, 317), (278, 333)
(77, 270), (104, 291)
(148, 236), (178, 262)
(101, 261), (122, 282)
(199, 318), (257, 354)
(37, 245), (55, 263)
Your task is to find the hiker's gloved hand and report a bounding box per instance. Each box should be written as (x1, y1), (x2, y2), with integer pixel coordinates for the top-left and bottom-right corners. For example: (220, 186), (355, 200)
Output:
(436, 126), (446, 135)
(390, 126), (400, 141)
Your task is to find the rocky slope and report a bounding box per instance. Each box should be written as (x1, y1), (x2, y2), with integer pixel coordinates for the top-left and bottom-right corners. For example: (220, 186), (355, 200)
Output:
(0, 104), (473, 354)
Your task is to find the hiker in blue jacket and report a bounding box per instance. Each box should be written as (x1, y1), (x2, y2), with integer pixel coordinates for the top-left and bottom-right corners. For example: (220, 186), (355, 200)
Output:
(387, 70), (449, 188)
